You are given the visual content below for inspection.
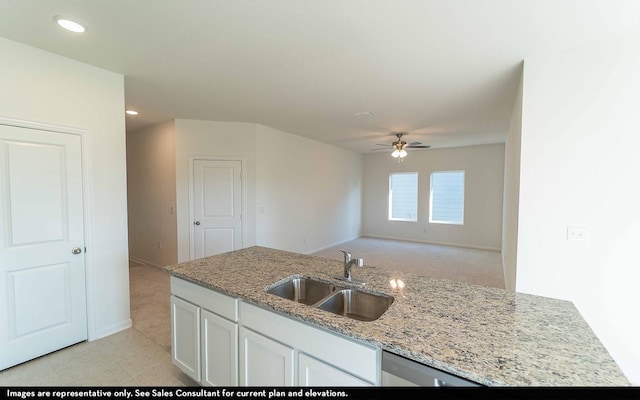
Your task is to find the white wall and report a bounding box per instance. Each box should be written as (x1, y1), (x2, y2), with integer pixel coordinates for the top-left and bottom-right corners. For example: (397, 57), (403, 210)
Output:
(362, 144), (505, 250)
(256, 125), (362, 254)
(126, 121), (177, 267)
(174, 119), (257, 262)
(502, 66), (523, 291)
(0, 38), (130, 338)
(517, 41), (640, 384)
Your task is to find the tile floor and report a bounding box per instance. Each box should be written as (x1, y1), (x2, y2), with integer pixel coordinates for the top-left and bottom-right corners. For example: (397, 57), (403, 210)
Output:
(0, 262), (195, 387)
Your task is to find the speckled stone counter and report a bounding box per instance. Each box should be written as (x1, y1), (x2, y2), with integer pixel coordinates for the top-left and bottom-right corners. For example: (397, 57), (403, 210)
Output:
(164, 246), (629, 386)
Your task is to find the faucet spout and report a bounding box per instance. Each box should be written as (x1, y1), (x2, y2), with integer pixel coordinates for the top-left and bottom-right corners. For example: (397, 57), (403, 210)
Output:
(340, 249), (351, 265)
(339, 249), (363, 280)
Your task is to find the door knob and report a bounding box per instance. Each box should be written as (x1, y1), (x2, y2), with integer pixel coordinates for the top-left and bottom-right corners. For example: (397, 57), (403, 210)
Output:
(71, 247), (82, 254)
(194, 221), (201, 225)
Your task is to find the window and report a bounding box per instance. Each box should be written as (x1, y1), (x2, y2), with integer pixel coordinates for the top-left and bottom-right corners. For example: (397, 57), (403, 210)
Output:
(389, 173), (418, 221)
(430, 171), (464, 224)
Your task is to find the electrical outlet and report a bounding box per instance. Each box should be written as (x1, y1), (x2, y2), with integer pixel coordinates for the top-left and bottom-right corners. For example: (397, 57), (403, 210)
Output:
(567, 226), (587, 241)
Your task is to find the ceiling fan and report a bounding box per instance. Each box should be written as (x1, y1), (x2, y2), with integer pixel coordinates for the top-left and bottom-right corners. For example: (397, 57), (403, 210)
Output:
(372, 132), (431, 159)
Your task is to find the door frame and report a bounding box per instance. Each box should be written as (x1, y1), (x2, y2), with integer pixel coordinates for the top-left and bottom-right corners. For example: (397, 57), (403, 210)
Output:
(0, 116), (98, 341)
(188, 156), (246, 260)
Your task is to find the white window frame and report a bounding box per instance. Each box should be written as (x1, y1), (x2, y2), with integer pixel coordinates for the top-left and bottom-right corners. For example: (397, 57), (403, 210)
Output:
(388, 172), (418, 222)
(429, 170), (465, 225)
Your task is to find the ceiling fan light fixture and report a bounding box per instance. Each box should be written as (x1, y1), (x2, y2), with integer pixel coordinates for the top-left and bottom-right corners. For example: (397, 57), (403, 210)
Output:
(376, 132), (429, 160)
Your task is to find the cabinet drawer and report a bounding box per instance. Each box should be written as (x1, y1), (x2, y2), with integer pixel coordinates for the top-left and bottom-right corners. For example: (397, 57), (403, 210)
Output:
(299, 353), (373, 386)
(171, 276), (238, 321)
(240, 301), (379, 384)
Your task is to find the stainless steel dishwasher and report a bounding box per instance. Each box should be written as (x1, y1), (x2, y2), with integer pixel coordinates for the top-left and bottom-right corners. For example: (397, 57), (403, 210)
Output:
(382, 351), (480, 386)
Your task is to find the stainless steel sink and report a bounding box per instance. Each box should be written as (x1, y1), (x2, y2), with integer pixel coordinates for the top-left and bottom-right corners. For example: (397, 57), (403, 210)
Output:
(266, 276), (336, 306)
(266, 276), (393, 321)
(315, 289), (394, 322)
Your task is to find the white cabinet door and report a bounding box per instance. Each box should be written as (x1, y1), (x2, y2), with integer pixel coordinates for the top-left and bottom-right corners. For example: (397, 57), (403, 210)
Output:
(239, 327), (294, 386)
(201, 309), (238, 386)
(298, 353), (373, 386)
(171, 295), (200, 382)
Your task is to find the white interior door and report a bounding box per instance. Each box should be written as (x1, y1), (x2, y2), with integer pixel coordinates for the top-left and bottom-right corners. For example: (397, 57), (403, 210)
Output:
(192, 159), (242, 259)
(0, 124), (87, 371)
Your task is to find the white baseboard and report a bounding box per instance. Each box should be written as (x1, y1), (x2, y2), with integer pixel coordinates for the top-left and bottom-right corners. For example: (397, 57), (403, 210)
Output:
(305, 235), (361, 255)
(93, 319), (132, 341)
(129, 255), (163, 269)
(361, 234), (501, 252)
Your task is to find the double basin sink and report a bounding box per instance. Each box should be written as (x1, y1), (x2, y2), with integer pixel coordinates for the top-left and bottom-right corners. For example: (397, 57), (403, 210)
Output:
(265, 276), (394, 322)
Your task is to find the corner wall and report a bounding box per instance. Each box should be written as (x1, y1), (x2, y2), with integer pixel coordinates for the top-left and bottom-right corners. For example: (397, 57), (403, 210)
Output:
(517, 40), (640, 384)
(256, 125), (362, 254)
(501, 65), (523, 291)
(362, 144), (505, 250)
(126, 121), (177, 267)
(0, 37), (130, 338)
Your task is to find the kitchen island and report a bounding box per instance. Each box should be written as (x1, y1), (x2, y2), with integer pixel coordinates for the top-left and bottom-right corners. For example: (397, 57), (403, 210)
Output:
(164, 246), (629, 386)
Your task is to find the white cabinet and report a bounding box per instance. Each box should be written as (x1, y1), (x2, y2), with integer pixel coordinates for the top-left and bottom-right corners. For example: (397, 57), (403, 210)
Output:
(170, 277), (381, 387)
(240, 301), (379, 386)
(298, 353), (371, 386)
(170, 295), (200, 382)
(201, 309), (238, 386)
(239, 327), (294, 386)
(171, 277), (238, 386)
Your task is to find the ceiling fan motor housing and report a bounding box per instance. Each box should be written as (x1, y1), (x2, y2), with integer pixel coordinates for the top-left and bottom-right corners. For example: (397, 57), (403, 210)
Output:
(371, 132), (430, 152)
(393, 133), (406, 149)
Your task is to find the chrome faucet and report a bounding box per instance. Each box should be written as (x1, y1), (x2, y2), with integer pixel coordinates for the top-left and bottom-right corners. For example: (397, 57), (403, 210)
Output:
(340, 249), (364, 281)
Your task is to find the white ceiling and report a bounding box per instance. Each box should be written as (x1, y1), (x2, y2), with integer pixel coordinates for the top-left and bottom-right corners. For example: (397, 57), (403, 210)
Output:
(1, 0), (639, 153)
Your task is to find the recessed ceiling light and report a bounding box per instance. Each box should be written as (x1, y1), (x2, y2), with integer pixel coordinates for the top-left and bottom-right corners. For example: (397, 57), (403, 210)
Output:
(125, 110), (139, 116)
(54, 16), (86, 33)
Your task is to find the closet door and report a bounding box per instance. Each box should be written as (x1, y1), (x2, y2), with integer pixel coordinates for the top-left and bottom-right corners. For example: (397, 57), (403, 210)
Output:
(0, 124), (87, 371)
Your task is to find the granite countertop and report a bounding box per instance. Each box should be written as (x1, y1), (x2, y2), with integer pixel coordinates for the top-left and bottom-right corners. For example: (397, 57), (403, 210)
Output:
(164, 246), (629, 386)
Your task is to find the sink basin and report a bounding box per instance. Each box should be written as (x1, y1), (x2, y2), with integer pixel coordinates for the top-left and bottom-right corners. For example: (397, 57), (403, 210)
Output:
(315, 289), (394, 322)
(266, 276), (394, 321)
(266, 277), (335, 306)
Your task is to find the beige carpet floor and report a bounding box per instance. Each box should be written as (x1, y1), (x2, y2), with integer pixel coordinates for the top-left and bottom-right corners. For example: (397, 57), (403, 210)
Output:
(311, 237), (505, 289)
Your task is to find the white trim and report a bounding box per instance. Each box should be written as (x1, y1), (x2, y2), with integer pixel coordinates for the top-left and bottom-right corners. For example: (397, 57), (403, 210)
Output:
(0, 116), (98, 340)
(95, 318), (132, 340)
(304, 235), (361, 255)
(188, 156), (247, 260)
(361, 234), (501, 252)
(0, 116), (86, 135)
(128, 256), (164, 269)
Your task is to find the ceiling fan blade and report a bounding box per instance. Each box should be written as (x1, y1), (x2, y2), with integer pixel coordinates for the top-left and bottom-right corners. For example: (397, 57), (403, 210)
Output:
(408, 141), (422, 146)
(406, 145), (431, 149)
(375, 143), (391, 146)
